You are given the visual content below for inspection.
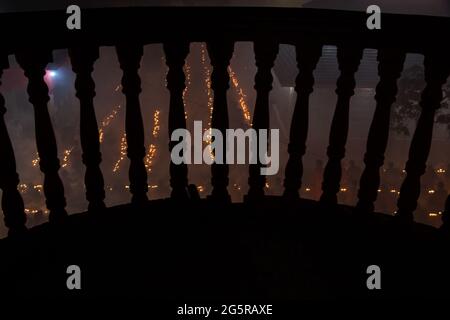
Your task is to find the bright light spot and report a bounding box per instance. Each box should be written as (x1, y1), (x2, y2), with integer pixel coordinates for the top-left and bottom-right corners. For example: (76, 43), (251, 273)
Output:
(428, 212), (442, 217)
(44, 70), (58, 84)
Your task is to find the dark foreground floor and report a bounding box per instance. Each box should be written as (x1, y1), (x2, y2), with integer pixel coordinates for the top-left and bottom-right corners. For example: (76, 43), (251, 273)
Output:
(0, 197), (448, 299)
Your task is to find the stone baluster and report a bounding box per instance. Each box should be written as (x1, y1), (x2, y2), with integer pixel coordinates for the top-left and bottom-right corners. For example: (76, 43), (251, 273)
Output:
(396, 52), (450, 221)
(207, 41), (234, 203)
(116, 44), (148, 205)
(246, 41), (279, 202)
(16, 50), (67, 223)
(320, 47), (363, 205)
(0, 54), (27, 234)
(283, 43), (322, 199)
(163, 42), (190, 200)
(356, 49), (406, 213)
(69, 46), (106, 211)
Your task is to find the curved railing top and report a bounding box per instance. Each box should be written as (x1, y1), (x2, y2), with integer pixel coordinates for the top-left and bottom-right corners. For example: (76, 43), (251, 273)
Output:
(0, 7), (449, 54)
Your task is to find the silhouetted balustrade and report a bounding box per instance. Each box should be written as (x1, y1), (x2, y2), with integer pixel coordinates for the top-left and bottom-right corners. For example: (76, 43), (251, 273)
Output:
(116, 44), (148, 205)
(396, 52), (450, 221)
(164, 42), (191, 200)
(1, 7), (450, 236)
(16, 50), (68, 223)
(207, 41), (234, 203)
(357, 49), (406, 213)
(283, 43), (322, 199)
(247, 41), (279, 202)
(0, 54), (27, 234)
(69, 46), (106, 212)
(320, 47), (363, 205)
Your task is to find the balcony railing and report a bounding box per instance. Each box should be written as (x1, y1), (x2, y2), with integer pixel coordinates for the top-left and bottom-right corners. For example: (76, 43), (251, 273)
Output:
(0, 7), (450, 235)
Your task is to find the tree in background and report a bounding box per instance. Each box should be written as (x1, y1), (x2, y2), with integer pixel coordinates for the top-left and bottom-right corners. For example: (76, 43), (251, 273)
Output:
(391, 65), (450, 136)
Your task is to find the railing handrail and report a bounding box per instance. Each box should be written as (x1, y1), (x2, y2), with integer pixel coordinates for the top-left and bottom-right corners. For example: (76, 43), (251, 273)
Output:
(1, 7), (450, 54)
